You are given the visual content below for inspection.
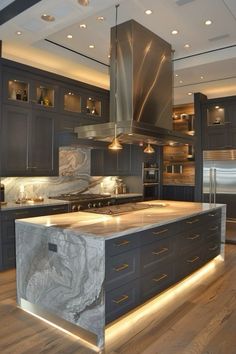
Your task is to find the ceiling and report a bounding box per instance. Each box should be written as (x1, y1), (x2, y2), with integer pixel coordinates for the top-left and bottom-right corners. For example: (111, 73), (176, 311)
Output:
(0, 0), (236, 105)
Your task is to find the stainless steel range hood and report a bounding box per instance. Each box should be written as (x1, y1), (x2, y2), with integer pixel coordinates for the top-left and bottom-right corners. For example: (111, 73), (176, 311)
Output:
(75, 20), (194, 146)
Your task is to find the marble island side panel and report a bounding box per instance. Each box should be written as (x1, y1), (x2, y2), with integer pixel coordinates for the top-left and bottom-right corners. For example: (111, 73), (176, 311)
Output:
(16, 222), (106, 348)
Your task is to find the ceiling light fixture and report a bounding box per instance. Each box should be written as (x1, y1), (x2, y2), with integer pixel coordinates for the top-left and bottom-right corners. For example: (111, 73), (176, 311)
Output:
(171, 30), (179, 35)
(78, 0), (89, 6)
(144, 143), (155, 154)
(200, 75), (204, 79)
(184, 43), (190, 48)
(179, 80), (183, 84)
(16, 31), (22, 35)
(187, 92), (193, 96)
(89, 44), (95, 49)
(97, 16), (105, 21)
(80, 23), (87, 29)
(108, 4), (122, 151)
(67, 34), (73, 39)
(145, 9), (153, 15)
(175, 74), (179, 77)
(205, 19), (212, 26)
(41, 14), (55, 22)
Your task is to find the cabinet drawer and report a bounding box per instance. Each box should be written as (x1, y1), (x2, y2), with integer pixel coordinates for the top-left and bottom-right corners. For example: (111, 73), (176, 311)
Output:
(175, 227), (205, 255)
(105, 233), (139, 257)
(105, 248), (139, 292)
(175, 248), (205, 281)
(205, 222), (221, 242)
(140, 221), (183, 246)
(205, 241), (221, 263)
(140, 263), (174, 302)
(140, 238), (173, 275)
(105, 279), (139, 324)
(202, 209), (221, 223)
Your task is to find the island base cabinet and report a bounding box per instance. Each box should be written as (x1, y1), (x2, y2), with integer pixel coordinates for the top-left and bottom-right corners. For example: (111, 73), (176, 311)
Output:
(174, 248), (205, 281)
(105, 279), (140, 325)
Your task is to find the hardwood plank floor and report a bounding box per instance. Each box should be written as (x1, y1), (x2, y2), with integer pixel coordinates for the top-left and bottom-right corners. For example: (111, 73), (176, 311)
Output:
(1, 245), (236, 354)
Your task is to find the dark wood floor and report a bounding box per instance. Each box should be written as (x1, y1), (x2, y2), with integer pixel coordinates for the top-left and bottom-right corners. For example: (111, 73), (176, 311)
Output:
(1, 245), (236, 354)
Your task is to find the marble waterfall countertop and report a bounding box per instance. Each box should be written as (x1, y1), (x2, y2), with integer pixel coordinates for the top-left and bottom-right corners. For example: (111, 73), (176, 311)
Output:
(0, 198), (70, 211)
(16, 200), (225, 240)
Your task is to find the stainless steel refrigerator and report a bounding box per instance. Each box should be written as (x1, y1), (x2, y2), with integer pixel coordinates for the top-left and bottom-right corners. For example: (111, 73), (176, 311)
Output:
(203, 150), (236, 243)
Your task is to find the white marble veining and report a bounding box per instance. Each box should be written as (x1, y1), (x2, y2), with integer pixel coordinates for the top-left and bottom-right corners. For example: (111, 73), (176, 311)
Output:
(17, 200), (226, 240)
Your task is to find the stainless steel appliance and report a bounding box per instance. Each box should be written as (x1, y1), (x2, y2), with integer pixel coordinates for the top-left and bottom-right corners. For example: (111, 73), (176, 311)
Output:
(50, 193), (115, 212)
(142, 162), (159, 200)
(203, 150), (236, 243)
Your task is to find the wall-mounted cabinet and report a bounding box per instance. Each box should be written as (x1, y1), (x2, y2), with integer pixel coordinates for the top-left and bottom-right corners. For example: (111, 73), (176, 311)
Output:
(202, 99), (236, 150)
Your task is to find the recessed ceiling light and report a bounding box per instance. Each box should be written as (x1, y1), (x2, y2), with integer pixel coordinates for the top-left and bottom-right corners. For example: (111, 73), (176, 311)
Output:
(187, 92), (193, 96)
(108, 54), (111, 58)
(41, 14), (55, 22)
(200, 76), (204, 79)
(184, 43), (190, 48)
(215, 106), (220, 109)
(175, 74), (179, 77)
(171, 30), (179, 35)
(205, 19), (212, 26)
(179, 80), (183, 84)
(97, 16), (105, 21)
(80, 23), (87, 29)
(78, 0), (89, 6)
(16, 31), (22, 35)
(67, 34), (73, 39)
(145, 9), (153, 15)
(89, 44), (95, 49)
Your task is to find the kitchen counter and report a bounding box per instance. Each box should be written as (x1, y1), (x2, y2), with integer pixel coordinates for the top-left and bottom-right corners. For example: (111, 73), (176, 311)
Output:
(15, 200), (226, 349)
(0, 198), (70, 211)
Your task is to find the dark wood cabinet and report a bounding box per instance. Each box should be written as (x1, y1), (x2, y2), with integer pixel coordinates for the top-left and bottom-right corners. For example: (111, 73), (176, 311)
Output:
(91, 144), (143, 176)
(162, 185), (195, 201)
(202, 99), (236, 150)
(0, 204), (69, 271)
(1, 105), (58, 176)
(104, 208), (222, 324)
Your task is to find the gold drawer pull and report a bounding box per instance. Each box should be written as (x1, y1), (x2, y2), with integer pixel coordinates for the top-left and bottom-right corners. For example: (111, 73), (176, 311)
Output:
(152, 228), (168, 236)
(187, 234), (200, 240)
(187, 256), (200, 263)
(112, 294), (129, 304)
(152, 274), (168, 283)
(113, 263), (129, 272)
(114, 240), (130, 247)
(186, 219), (199, 224)
(209, 245), (218, 251)
(152, 247), (168, 256)
(209, 226), (219, 231)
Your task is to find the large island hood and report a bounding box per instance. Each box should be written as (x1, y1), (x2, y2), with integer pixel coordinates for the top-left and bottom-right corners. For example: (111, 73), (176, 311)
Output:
(75, 20), (194, 146)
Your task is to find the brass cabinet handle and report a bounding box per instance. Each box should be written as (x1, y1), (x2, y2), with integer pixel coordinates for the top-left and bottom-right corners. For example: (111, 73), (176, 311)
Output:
(208, 213), (217, 217)
(209, 226), (219, 231)
(187, 256), (200, 263)
(152, 273), (168, 283)
(114, 240), (130, 247)
(187, 234), (200, 240)
(209, 245), (218, 251)
(186, 219), (199, 224)
(152, 247), (168, 256)
(152, 228), (168, 236)
(113, 263), (129, 272)
(112, 294), (129, 304)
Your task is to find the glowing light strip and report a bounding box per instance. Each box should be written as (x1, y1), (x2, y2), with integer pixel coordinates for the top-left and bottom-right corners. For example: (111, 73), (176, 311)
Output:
(106, 256), (223, 343)
(20, 307), (101, 353)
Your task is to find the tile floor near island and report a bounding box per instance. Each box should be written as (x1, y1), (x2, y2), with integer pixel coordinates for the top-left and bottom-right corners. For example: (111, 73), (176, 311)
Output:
(0, 245), (236, 354)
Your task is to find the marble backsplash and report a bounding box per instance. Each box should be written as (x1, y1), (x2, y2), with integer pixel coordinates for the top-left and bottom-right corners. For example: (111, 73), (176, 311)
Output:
(1, 147), (117, 201)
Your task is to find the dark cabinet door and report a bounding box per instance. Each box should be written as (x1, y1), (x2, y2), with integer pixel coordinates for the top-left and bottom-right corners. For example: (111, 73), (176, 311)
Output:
(1, 105), (31, 176)
(162, 185), (195, 201)
(226, 103), (236, 148)
(32, 110), (59, 176)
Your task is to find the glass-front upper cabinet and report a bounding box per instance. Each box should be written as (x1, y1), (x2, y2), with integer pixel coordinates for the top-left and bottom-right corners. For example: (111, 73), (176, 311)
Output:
(7, 79), (29, 103)
(207, 105), (225, 126)
(36, 84), (55, 107)
(86, 97), (101, 117)
(64, 91), (81, 113)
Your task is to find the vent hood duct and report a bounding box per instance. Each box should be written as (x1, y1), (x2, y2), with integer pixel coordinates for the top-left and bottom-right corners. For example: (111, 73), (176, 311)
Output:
(75, 19), (194, 146)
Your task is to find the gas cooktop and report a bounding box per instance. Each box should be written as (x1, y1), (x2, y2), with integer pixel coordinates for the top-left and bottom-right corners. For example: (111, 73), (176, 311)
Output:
(84, 203), (154, 216)
(50, 193), (111, 202)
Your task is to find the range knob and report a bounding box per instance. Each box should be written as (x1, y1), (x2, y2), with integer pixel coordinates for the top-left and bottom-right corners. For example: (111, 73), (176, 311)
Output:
(98, 202), (103, 207)
(72, 204), (79, 212)
(87, 203), (93, 209)
(93, 202), (97, 208)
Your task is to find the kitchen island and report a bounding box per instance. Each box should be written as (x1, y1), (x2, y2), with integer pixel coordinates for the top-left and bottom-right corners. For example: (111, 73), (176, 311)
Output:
(15, 201), (226, 350)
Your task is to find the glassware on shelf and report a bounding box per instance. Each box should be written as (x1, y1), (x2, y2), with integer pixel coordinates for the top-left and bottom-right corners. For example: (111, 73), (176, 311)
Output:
(86, 97), (101, 116)
(8, 80), (29, 102)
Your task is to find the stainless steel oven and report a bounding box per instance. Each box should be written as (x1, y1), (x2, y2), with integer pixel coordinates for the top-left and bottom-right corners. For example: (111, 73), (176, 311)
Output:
(142, 162), (159, 200)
